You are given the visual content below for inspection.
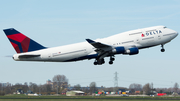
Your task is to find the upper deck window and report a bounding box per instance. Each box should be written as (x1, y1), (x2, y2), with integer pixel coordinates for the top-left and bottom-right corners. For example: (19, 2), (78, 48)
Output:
(129, 32), (142, 35)
(146, 29), (156, 32)
(163, 26), (167, 29)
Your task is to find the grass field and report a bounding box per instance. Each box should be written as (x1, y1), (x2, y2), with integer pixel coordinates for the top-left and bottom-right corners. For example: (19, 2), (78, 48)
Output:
(0, 99), (179, 101)
(1, 94), (180, 101)
(1, 99), (180, 101)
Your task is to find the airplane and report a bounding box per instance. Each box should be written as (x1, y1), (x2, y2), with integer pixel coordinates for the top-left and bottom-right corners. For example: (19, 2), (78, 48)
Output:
(3, 26), (178, 65)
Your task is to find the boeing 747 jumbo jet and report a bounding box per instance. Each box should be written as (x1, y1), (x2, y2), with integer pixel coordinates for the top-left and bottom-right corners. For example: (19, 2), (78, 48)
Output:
(3, 26), (178, 65)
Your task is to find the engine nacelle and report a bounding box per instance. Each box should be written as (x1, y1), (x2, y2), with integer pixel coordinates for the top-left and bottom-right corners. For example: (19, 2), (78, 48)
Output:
(112, 47), (125, 54)
(125, 47), (139, 55)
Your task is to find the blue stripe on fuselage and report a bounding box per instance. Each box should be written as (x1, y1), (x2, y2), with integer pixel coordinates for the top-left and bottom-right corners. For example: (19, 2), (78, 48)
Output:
(64, 54), (98, 62)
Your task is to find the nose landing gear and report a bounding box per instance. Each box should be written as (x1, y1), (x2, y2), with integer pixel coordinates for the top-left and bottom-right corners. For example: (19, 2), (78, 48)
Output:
(161, 44), (165, 52)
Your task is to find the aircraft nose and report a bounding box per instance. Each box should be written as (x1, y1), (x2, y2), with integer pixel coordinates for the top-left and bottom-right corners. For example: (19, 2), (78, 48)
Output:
(175, 31), (178, 37)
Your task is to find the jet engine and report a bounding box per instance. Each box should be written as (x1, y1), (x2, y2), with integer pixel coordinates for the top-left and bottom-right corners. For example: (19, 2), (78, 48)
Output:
(124, 47), (139, 55)
(112, 47), (125, 54)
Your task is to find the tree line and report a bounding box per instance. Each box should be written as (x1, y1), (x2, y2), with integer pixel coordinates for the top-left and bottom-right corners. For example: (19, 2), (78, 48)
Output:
(0, 74), (179, 96)
(129, 83), (180, 95)
(0, 74), (97, 96)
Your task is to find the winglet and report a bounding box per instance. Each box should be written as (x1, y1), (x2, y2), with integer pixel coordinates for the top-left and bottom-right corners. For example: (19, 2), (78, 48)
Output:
(86, 39), (95, 43)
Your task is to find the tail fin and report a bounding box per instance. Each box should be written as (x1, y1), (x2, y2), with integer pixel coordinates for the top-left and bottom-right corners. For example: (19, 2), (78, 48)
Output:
(3, 28), (46, 53)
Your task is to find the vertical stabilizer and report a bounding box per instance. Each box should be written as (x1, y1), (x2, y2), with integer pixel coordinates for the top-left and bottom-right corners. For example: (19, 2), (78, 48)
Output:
(3, 28), (46, 53)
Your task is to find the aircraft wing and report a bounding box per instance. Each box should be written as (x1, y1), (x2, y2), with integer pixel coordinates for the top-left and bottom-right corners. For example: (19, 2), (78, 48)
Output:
(86, 39), (111, 48)
(86, 39), (113, 59)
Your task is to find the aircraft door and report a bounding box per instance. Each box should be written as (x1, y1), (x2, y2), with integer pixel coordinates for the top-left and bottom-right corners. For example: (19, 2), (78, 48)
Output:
(41, 53), (52, 61)
(135, 38), (140, 44)
(47, 53), (52, 60)
(135, 33), (142, 44)
(83, 47), (89, 54)
(158, 34), (161, 40)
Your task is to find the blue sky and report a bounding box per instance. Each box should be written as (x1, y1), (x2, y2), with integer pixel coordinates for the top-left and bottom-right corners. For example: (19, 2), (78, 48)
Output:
(0, 0), (180, 88)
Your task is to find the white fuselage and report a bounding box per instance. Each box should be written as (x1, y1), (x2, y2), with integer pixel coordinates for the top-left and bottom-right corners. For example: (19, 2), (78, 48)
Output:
(13, 26), (178, 62)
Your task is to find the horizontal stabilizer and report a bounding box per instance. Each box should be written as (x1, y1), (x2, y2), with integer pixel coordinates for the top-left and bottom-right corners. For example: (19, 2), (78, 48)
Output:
(18, 54), (40, 58)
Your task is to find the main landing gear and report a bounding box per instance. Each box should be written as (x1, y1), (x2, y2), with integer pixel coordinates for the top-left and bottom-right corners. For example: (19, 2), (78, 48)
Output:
(109, 56), (115, 65)
(94, 56), (115, 65)
(94, 59), (105, 65)
(161, 44), (165, 52)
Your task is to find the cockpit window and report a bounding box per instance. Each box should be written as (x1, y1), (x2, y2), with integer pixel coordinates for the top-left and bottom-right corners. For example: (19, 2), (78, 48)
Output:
(163, 26), (167, 28)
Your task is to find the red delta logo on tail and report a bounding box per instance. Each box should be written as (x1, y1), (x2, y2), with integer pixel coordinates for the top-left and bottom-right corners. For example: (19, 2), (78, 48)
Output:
(3, 28), (46, 53)
(6, 29), (30, 53)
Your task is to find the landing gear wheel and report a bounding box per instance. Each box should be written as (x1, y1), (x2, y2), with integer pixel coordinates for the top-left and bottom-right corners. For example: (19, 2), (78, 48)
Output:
(161, 44), (165, 52)
(94, 58), (105, 65)
(94, 62), (98, 65)
(109, 61), (113, 65)
(110, 58), (115, 61)
(101, 59), (105, 64)
(161, 49), (165, 52)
